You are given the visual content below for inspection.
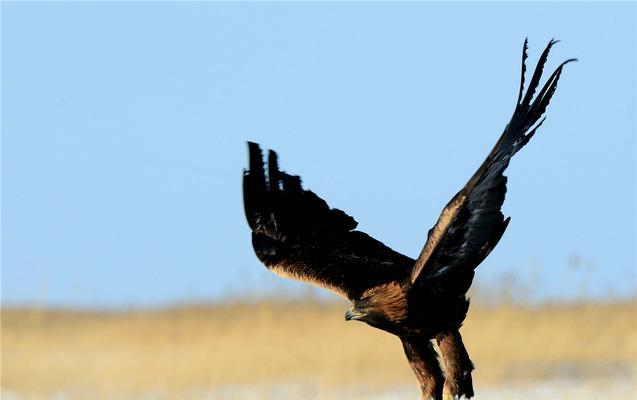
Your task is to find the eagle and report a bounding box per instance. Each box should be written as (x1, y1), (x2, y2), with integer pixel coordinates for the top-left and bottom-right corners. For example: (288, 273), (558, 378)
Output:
(242, 40), (574, 400)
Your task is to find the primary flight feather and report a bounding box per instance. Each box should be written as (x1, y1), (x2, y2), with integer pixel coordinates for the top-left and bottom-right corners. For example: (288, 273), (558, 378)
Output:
(243, 39), (574, 400)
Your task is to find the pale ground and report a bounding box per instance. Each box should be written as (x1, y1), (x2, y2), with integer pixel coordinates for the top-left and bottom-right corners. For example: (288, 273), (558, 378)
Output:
(2, 379), (635, 400)
(207, 378), (635, 400)
(2, 300), (636, 399)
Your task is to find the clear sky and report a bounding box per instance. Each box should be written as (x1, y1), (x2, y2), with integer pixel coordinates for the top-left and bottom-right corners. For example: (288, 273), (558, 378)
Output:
(2, 2), (635, 308)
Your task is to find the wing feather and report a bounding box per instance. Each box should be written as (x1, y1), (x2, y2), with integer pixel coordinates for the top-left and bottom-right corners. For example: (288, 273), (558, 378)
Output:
(410, 40), (575, 286)
(244, 143), (413, 300)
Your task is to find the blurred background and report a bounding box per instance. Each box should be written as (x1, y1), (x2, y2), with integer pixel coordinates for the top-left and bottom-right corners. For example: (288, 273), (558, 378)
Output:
(2, 2), (635, 399)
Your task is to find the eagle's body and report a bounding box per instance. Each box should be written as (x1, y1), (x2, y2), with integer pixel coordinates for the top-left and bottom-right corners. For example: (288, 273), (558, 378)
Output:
(243, 40), (574, 400)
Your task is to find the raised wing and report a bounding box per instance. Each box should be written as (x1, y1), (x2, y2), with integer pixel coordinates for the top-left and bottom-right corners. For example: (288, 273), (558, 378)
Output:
(243, 142), (413, 300)
(410, 39), (575, 287)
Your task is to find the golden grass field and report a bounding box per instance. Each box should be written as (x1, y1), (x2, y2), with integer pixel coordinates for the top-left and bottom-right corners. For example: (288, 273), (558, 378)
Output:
(2, 299), (636, 399)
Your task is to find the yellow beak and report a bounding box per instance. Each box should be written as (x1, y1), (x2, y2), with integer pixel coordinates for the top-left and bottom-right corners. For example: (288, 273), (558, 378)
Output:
(345, 306), (366, 321)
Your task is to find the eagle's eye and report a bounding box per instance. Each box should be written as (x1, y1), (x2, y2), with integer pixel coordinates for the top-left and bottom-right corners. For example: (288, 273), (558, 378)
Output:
(357, 301), (373, 313)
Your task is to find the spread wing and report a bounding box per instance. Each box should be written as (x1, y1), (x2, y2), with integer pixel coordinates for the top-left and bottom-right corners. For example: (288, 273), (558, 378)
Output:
(410, 39), (576, 289)
(243, 142), (414, 300)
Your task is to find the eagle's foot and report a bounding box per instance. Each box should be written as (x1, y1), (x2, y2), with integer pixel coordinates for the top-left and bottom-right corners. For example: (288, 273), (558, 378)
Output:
(419, 381), (444, 400)
(443, 368), (474, 399)
(436, 330), (474, 399)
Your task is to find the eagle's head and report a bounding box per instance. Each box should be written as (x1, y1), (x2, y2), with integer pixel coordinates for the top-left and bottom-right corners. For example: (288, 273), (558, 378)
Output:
(345, 282), (407, 327)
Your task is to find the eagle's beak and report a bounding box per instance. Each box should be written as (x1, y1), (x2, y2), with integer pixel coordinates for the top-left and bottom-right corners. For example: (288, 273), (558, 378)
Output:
(345, 306), (366, 321)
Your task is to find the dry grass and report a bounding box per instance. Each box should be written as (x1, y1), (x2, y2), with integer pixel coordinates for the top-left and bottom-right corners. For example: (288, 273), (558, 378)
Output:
(2, 299), (636, 398)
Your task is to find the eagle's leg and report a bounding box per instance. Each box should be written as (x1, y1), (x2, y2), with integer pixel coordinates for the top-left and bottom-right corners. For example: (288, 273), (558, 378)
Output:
(436, 330), (474, 399)
(400, 337), (444, 400)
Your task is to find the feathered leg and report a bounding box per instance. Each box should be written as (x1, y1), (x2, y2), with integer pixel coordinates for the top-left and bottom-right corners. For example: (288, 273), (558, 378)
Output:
(401, 337), (444, 400)
(436, 330), (474, 399)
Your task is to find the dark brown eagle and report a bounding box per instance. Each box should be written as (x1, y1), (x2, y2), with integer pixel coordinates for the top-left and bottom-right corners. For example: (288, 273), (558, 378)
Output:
(243, 40), (574, 400)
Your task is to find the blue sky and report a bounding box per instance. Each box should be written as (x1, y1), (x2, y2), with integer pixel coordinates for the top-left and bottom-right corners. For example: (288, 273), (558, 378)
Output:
(2, 2), (635, 307)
